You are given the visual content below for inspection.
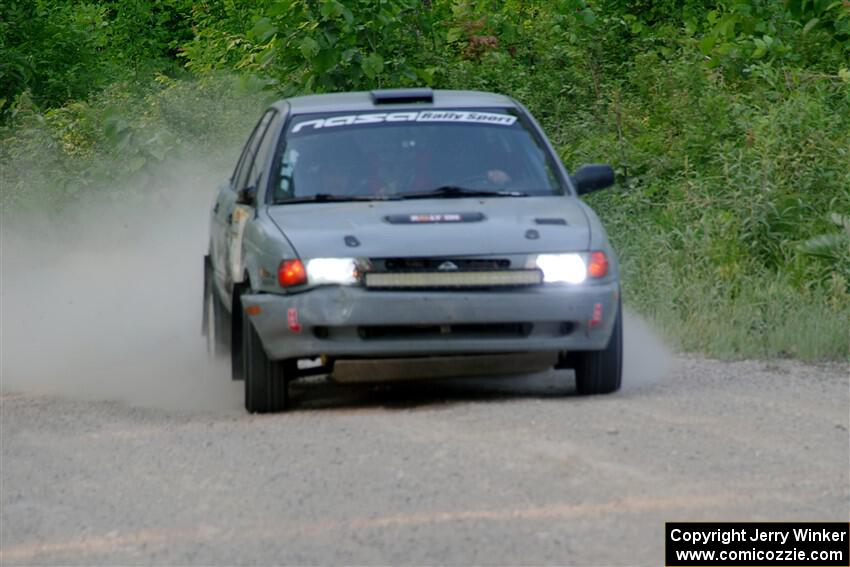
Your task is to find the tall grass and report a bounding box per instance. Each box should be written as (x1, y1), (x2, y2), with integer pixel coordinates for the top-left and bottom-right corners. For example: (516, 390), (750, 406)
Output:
(443, 40), (849, 361)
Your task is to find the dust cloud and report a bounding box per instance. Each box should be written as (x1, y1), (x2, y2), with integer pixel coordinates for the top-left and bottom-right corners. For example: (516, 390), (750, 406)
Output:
(1, 161), (242, 411)
(1, 163), (671, 411)
(621, 310), (673, 390)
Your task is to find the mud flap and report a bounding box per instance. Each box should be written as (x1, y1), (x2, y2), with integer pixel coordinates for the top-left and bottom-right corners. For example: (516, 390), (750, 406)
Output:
(202, 255), (211, 338)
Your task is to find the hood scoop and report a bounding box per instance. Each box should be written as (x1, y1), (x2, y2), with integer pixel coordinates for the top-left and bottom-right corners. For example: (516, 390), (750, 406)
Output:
(535, 217), (568, 226)
(385, 212), (485, 224)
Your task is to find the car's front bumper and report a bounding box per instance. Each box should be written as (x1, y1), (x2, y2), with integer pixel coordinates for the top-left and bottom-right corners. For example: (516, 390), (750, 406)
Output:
(240, 283), (620, 361)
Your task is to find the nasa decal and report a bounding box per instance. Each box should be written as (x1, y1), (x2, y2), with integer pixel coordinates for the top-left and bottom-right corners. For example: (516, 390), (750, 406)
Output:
(291, 111), (517, 134)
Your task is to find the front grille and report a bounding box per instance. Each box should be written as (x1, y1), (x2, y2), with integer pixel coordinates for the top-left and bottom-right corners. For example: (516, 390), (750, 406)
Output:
(357, 323), (534, 340)
(379, 258), (511, 271)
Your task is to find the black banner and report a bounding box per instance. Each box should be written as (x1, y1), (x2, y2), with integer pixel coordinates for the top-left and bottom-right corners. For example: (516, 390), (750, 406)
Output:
(666, 522), (850, 566)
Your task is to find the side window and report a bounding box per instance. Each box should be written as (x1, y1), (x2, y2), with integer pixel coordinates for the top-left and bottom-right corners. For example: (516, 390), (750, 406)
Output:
(233, 109), (276, 192)
(231, 120), (262, 188)
(247, 112), (282, 196)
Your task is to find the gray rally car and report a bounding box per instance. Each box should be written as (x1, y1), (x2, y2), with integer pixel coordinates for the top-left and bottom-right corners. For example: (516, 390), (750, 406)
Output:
(202, 88), (621, 413)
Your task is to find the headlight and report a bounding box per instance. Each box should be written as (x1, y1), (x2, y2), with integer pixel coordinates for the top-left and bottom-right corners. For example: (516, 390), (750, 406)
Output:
(305, 258), (358, 285)
(535, 251), (610, 283)
(535, 253), (588, 284)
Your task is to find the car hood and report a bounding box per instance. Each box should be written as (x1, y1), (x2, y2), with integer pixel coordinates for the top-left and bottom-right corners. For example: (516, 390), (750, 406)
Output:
(266, 197), (590, 258)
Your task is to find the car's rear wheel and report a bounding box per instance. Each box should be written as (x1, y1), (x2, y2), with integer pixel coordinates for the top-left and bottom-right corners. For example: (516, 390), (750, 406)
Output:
(243, 310), (294, 413)
(570, 298), (623, 395)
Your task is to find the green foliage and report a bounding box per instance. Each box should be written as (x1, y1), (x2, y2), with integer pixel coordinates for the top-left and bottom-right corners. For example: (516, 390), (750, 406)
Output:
(800, 213), (850, 277)
(693, 0), (850, 76)
(181, 0), (438, 93)
(1, 0), (848, 359)
(0, 0), (195, 120)
(1, 1), (112, 113)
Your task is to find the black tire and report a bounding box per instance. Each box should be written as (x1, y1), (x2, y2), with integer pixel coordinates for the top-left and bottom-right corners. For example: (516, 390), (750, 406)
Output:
(243, 310), (294, 413)
(571, 298), (623, 395)
(212, 288), (231, 355)
(231, 287), (245, 381)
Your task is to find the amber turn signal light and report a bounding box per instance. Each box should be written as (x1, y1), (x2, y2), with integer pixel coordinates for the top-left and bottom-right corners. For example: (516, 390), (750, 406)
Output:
(587, 251), (609, 278)
(278, 259), (307, 287)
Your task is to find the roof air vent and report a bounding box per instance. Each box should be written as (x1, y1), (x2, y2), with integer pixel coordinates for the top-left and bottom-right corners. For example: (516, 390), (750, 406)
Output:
(371, 88), (434, 105)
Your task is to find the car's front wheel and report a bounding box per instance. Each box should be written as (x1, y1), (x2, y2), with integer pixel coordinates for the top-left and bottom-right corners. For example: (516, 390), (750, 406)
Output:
(242, 311), (295, 413)
(570, 298), (623, 395)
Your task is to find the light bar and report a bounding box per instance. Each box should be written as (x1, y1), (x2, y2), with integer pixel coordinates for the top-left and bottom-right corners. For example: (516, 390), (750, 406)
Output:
(365, 270), (542, 288)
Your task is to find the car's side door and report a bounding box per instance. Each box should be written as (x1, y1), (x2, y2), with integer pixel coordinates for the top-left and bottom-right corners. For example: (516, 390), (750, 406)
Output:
(222, 109), (278, 296)
(211, 119), (258, 294)
(210, 109), (274, 305)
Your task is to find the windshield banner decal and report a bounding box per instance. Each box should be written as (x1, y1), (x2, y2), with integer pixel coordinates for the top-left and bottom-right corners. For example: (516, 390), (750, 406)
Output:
(291, 111), (517, 134)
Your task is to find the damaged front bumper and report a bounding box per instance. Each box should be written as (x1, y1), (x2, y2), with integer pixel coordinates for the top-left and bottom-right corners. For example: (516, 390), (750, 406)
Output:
(239, 283), (620, 362)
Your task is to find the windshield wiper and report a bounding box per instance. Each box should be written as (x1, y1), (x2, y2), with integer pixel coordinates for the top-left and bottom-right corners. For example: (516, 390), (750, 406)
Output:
(396, 186), (529, 200)
(274, 193), (400, 204)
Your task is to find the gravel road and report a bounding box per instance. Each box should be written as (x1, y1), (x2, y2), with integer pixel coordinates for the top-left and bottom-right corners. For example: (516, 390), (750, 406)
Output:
(1, 356), (847, 566)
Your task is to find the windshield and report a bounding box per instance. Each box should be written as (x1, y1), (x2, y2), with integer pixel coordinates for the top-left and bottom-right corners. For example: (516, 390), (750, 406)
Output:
(270, 109), (564, 202)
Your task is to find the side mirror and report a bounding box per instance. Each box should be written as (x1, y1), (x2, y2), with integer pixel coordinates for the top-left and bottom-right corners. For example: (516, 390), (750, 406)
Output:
(236, 185), (257, 206)
(570, 164), (615, 195)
